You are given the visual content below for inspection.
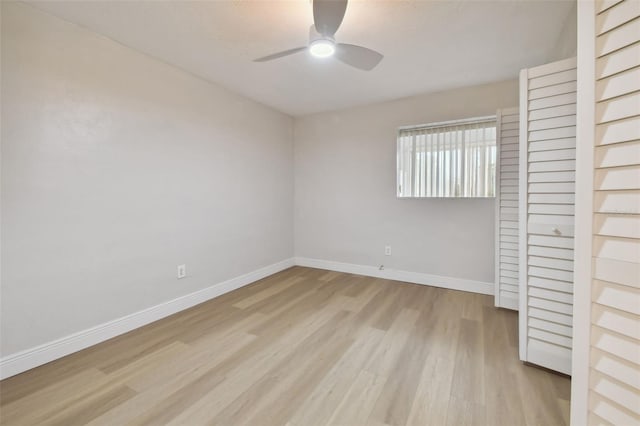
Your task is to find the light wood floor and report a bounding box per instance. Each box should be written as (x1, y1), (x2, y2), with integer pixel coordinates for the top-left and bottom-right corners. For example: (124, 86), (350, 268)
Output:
(0, 266), (570, 426)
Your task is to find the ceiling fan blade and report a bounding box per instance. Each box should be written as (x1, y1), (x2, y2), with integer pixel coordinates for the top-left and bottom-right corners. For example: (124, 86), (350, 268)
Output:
(335, 43), (383, 71)
(253, 47), (307, 62)
(313, 0), (348, 37)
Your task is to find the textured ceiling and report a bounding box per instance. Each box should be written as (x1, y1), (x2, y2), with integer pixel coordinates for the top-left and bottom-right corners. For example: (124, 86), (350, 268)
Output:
(27, 0), (575, 116)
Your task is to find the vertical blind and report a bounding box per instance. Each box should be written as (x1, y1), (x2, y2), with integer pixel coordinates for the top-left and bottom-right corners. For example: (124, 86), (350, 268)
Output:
(397, 118), (497, 197)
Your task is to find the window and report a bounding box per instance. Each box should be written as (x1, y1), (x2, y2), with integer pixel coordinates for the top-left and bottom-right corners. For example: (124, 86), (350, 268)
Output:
(397, 116), (497, 198)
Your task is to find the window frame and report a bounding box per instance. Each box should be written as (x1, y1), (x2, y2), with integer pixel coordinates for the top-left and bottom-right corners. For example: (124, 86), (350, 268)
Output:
(396, 115), (498, 199)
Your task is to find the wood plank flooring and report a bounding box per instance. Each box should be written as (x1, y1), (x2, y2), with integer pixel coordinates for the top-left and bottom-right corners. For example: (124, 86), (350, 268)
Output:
(0, 266), (571, 425)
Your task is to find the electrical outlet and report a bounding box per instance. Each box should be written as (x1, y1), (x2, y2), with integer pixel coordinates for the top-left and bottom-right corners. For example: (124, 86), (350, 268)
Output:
(177, 264), (186, 279)
(385, 246), (392, 256)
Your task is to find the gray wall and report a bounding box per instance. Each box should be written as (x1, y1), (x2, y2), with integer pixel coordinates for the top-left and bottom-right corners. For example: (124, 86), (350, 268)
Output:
(294, 80), (519, 286)
(549, 2), (578, 61)
(1, 2), (294, 356)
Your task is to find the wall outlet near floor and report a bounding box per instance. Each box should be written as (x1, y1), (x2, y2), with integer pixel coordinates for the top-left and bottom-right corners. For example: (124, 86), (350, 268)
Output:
(177, 264), (186, 279)
(385, 246), (392, 256)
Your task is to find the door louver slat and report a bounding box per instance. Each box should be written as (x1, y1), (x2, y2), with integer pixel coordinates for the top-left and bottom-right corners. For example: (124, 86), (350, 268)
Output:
(586, 2), (640, 423)
(519, 57), (577, 375)
(495, 107), (521, 310)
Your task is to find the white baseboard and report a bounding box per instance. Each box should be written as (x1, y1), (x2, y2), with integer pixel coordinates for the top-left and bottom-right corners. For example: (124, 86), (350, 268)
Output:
(0, 258), (295, 380)
(0, 256), (492, 380)
(294, 257), (494, 295)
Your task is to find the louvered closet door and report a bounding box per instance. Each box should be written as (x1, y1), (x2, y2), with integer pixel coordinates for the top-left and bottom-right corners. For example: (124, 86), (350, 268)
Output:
(495, 107), (520, 310)
(519, 57), (577, 375)
(590, 1), (640, 423)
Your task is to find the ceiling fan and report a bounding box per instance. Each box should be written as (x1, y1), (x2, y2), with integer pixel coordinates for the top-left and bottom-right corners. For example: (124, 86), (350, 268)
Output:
(253, 0), (383, 71)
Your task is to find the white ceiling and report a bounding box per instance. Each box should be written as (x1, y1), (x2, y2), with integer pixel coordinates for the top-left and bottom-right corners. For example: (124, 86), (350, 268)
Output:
(27, 0), (575, 116)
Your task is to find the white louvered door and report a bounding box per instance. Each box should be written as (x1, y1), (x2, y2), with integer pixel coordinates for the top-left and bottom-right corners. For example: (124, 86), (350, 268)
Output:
(519, 58), (577, 375)
(495, 107), (520, 310)
(588, 1), (640, 423)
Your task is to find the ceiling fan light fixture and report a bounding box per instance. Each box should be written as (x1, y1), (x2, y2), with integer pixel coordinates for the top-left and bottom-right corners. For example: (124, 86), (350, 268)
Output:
(309, 39), (335, 58)
(253, 0), (383, 70)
